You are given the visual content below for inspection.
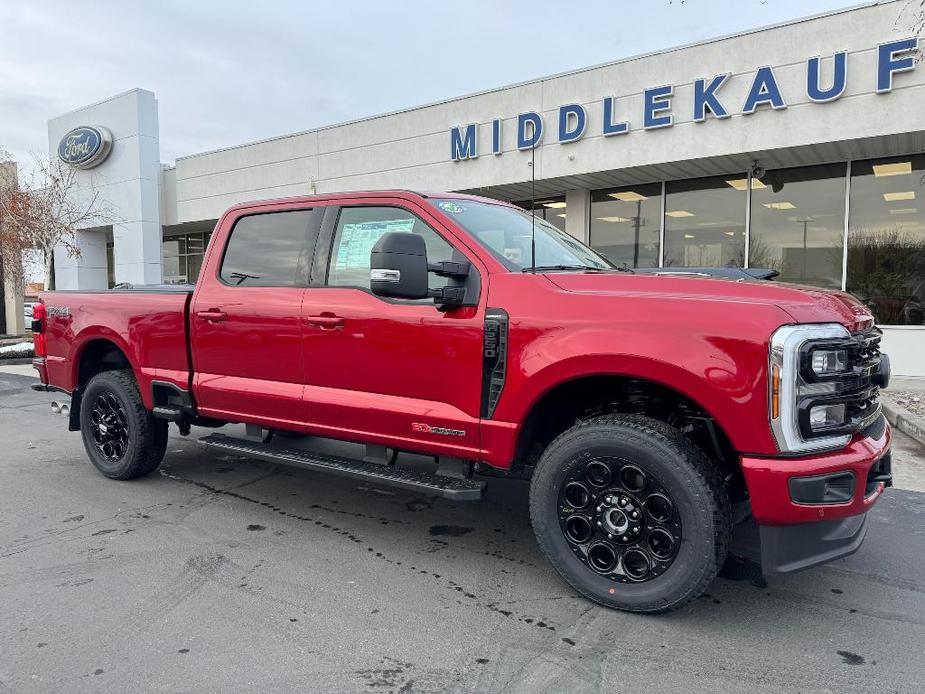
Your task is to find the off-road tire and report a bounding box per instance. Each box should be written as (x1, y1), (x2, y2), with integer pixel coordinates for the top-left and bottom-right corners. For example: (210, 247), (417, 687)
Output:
(529, 414), (731, 613)
(79, 369), (168, 480)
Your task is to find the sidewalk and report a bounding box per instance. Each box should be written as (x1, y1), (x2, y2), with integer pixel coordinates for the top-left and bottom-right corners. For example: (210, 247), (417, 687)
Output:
(0, 363), (36, 376)
(882, 376), (925, 447)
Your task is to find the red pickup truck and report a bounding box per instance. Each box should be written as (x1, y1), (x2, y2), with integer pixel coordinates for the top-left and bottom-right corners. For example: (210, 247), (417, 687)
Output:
(32, 191), (892, 613)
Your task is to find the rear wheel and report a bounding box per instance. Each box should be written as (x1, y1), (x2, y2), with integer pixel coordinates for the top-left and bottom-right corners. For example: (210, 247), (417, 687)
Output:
(79, 369), (168, 480)
(530, 414), (731, 613)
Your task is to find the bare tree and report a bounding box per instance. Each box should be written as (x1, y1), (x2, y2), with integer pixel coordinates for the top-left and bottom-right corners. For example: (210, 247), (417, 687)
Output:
(896, 1), (925, 61)
(0, 150), (24, 290)
(910, 0), (925, 42)
(0, 152), (114, 289)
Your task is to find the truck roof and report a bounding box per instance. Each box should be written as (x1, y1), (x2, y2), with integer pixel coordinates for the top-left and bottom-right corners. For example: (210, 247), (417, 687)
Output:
(224, 190), (510, 215)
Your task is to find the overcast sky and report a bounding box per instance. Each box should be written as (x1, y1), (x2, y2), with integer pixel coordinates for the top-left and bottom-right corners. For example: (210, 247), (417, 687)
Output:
(1, 0), (876, 170)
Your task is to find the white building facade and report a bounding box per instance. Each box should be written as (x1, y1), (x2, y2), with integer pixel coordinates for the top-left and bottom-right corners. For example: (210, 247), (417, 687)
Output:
(48, 1), (925, 375)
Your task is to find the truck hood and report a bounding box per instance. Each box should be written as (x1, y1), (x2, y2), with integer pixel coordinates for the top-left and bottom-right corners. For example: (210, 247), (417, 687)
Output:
(544, 273), (875, 332)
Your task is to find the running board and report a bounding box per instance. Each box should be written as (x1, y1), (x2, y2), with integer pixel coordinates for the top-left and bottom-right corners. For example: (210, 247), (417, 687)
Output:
(197, 434), (485, 501)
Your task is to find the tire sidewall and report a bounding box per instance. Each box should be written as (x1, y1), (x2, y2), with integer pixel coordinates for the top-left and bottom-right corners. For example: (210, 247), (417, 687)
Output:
(80, 372), (145, 479)
(531, 421), (723, 611)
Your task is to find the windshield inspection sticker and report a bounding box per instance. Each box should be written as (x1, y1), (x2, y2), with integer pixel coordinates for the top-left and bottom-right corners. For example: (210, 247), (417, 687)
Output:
(437, 201), (465, 214)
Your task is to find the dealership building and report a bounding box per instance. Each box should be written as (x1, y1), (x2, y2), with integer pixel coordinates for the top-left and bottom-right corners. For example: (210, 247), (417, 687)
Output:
(47, 1), (924, 376)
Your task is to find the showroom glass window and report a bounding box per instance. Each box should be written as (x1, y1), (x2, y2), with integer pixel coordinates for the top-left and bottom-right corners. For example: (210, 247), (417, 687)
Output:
(589, 183), (661, 269)
(749, 163), (846, 289)
(847, 154), (925, 325)
(163, 231), (213, 284)
(663, 176), (746, 267)
(514, 196), (567, 232)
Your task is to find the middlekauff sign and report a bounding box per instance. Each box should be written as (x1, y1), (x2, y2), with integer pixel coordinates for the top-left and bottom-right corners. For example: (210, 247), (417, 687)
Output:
(450, 38), (919, 161)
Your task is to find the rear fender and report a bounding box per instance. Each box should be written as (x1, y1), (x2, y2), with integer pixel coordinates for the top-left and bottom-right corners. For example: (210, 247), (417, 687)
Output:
(70, 328), (151, 408)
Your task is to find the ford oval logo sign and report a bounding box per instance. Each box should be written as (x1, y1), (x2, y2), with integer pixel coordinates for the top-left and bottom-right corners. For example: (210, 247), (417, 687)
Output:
(57, 126), (113, 169)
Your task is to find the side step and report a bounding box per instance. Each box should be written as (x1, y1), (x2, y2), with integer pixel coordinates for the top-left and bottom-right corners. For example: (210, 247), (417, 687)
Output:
(198, 434), (485, 501)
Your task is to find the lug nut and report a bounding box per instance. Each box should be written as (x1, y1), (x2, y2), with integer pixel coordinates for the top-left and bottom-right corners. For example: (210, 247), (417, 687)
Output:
(619, 499), (627, 507)
(631, 511), (638, 519)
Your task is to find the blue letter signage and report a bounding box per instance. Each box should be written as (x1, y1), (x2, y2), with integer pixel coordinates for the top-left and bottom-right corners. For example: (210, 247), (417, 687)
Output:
(743, 66), (787, 114)
(807, 52), (847, 102)
(558, 104), (587, 143)
(450, 124), (478, 161)
(449, 40), (917, 160)
(517, 112), (544, 150)
(877, 38), (918, 93)
(602, 96), (628, 136)
(693, 74), (730, 121)
(643, 85), (674, 129)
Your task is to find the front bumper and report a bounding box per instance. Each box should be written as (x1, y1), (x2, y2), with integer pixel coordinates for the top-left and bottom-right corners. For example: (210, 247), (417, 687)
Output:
(739, 417), (890, 574)
(741, 416), (891, 526)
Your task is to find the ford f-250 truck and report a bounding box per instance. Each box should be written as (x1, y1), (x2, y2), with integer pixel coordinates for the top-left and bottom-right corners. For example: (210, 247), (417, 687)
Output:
(32, 190), (892, 613)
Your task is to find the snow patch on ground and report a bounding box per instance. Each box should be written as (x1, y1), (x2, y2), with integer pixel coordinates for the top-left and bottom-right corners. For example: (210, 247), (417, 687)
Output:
(0, 342), (33, 358)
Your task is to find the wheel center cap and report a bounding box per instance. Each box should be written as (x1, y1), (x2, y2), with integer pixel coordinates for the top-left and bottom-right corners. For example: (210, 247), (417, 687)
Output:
(603, 508), (629, 534)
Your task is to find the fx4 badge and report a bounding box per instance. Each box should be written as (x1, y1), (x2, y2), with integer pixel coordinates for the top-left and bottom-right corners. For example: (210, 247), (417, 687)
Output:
(412, 422), (466, 437)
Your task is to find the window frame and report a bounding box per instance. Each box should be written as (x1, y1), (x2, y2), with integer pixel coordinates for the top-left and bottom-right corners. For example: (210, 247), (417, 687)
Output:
(315, 203), (480, 305)
(216, 207), (322, 289)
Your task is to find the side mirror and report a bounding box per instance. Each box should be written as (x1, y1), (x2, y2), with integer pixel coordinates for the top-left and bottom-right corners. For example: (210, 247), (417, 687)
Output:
(370, 232), (429, 300)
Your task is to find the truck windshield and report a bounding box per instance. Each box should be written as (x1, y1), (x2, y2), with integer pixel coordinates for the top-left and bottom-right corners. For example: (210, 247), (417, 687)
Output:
(429, 199), (615, 272)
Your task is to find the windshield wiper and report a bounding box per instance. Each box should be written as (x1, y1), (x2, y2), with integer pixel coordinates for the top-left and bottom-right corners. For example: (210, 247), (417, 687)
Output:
(522, 264), (632, 273)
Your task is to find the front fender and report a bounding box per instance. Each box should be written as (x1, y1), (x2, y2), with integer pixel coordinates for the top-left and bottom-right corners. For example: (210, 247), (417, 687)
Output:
(494, 326), (779, 456)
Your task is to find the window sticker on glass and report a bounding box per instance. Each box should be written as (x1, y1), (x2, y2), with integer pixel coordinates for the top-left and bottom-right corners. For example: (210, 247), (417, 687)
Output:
(437, 201), (466, 214)
(334, 218), (416, 269)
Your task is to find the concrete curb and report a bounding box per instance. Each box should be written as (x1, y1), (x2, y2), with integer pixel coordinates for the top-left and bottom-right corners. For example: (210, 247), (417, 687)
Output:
(0, 358), (34, 366)
(882, 398), (925, 447)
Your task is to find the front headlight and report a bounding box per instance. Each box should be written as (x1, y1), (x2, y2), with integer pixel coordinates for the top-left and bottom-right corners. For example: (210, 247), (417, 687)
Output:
(769, 323), (853, 454)
(809, 348), (848, 376)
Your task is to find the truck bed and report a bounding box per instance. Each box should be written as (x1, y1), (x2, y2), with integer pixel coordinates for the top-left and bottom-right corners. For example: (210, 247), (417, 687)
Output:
(37, 287), (193, 408)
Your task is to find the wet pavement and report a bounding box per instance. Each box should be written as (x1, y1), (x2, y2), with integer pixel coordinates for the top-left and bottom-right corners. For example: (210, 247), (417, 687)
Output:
(2, 371), (924, 693)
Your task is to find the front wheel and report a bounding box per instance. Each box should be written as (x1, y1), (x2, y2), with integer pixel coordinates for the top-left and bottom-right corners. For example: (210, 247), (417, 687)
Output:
(79, 369), (168, 480)
(529, 414), (731, 613)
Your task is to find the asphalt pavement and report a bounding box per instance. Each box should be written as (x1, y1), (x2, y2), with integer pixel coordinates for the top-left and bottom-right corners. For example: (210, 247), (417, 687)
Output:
(2, 370), (924, 693)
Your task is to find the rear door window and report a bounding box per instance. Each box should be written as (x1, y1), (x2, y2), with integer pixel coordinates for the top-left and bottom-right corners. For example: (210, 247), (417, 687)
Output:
(220, 209), (317, 287)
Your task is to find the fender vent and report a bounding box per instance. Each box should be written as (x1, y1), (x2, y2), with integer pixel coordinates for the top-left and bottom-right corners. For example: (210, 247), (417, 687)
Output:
(481, 308), (509, 419)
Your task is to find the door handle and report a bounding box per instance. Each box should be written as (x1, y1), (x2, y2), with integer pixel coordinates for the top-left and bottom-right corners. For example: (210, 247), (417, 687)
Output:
(196, 309), (227, 322)
(306, 313), (344, 328)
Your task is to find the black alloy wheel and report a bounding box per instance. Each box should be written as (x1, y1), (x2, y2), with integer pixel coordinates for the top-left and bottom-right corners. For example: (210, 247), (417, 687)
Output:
(89, 391), (130, 462)
(559, 458), (682, 583)
(79, 369), (168, 480)
(530, 414), (731, 613)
